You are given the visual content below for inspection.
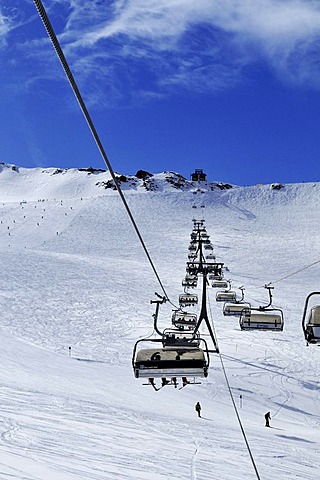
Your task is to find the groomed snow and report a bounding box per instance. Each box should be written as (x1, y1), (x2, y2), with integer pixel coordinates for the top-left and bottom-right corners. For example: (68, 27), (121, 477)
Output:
(0, 166), (319, 479)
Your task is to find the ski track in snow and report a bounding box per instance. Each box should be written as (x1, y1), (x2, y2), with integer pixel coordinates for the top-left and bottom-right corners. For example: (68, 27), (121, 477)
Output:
(0, 172), (318, 478)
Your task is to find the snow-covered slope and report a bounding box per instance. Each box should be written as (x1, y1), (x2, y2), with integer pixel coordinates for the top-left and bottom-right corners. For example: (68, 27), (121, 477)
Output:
(0, 164), (319, 479)
(0, 163), (233, 201)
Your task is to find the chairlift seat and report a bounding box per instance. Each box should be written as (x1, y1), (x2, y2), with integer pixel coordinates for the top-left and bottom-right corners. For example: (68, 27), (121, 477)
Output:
(204, 244), (213, 250)
(186, 274), (197, 281)
(240, 312), (284, 331)
(172, 311), (197, 329)
(305, 306), (320, 343)
(223, 302), (251, 316)
(133, 348), (208, 378)
(211, 279), (228, 288)
(182, 279), (197, 287)
(308, 306), (320, 325)
(206, 264), (222, 274)
(163, 331), (200, 348)
(179, 293), (198, 306)
(216, 291), (237, 302)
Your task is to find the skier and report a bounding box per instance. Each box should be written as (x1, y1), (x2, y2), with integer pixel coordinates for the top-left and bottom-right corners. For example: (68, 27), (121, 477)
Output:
(265, 411), (271, 427)
(195, 402), (201, 418)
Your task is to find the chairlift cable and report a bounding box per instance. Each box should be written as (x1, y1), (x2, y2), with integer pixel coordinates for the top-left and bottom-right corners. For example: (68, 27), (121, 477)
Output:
(234, 259), (320, 295)
(33, 0), (170, 301)
(218, 355), (261, 480)
(206, 294), (261, 480)
(267, 259), (320, 286)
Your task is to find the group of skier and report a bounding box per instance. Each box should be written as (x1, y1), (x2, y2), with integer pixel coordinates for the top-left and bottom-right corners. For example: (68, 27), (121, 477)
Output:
(195, 402), (272, 428)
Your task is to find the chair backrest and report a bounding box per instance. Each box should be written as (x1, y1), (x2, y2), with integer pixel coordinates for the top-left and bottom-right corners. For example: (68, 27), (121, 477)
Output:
(309, 306), (320, 325)
(246, 312), (282, 324)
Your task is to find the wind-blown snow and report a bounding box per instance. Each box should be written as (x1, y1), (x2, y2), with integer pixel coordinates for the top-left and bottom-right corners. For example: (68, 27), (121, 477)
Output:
(0, 164), (319, 479)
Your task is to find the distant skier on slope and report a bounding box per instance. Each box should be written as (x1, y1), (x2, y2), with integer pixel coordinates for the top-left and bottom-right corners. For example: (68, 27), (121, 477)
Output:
(265, 411), (271, 427)
(195, 402), (201, 418)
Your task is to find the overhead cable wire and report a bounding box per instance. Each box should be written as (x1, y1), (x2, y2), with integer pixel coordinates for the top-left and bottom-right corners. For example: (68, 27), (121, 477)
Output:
(244, 259), (320, 291)
(206, 294), (261, 480)
(218, 354), (261, 480)
(33, 0), (169, 301)
(267, 259), (320, 286)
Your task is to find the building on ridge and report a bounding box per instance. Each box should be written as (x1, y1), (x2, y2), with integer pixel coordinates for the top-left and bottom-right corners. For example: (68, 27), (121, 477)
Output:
(191, 169), (207, 182)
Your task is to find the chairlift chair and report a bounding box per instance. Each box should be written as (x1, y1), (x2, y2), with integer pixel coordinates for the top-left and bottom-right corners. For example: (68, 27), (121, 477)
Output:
(182, 279), (197, 288)
(302, 292), (320, 345)
(206, 263), (224, 275)
(239, 284), (284, 331)
(222, 287), (250, 316)
(204, 244), (213, 251)
(216, 290), (237, 302)
(186, 262), (200, 275)
(239, 309), (284, 331)
(223, 302), (251, 316)
(132, 339), (209, 379)
(206, 253), (216, 260)
(163, 329), (200, 348)
(172, 311), (197, 330)
(179, 293), (198, 307)
(211, 279), (228, 288)
(182, 275), (198, 288)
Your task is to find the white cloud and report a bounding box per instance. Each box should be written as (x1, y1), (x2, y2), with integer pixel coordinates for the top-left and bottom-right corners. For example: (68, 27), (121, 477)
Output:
(0, 7), (14, 46)
(60, 0), (320, 89)
(72, 0), (320, 45)
(3, 0), (320, 104)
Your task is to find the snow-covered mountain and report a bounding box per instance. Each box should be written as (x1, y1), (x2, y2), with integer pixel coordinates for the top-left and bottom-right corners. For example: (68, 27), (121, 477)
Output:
(0, 163), (319, 479)
(0, 163), (234, 201)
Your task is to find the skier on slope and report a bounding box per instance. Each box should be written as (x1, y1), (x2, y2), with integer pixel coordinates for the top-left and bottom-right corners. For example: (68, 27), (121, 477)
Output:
(195, 402), (201, 418)
(265, 411), (271, 427)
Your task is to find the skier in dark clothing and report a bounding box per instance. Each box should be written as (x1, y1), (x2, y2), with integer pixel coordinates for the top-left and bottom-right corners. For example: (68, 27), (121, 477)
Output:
(265, 411), (271, 427)
(195, 402), (201, 417)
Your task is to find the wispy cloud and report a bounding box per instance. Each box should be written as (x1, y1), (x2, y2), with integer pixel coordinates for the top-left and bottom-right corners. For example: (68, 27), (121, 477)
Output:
(0, 5), (15, 47)
(3, 0), (320, 104)
(64, 0), (320, 93)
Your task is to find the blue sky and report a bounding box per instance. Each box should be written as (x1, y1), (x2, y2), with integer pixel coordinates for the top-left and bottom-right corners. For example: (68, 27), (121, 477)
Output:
(1, 0), (320, 185)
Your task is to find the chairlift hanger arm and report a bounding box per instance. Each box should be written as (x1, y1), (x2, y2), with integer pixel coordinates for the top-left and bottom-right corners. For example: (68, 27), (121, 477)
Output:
(259, 284), (274, 309)
(150, 295), (166, 337)
(239, 287), (245, 302)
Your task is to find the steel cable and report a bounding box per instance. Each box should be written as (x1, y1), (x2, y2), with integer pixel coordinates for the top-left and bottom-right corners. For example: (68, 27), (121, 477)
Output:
(33, 0), (170, 301)
(207, 292), (261, 480)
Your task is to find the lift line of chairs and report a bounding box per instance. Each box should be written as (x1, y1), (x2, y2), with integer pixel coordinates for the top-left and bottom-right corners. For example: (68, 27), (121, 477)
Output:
(213, 262), (319, 342)
(132, 218), (219, 390)
(213, 279), (285, 331)
(132, 218), (319, 391)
